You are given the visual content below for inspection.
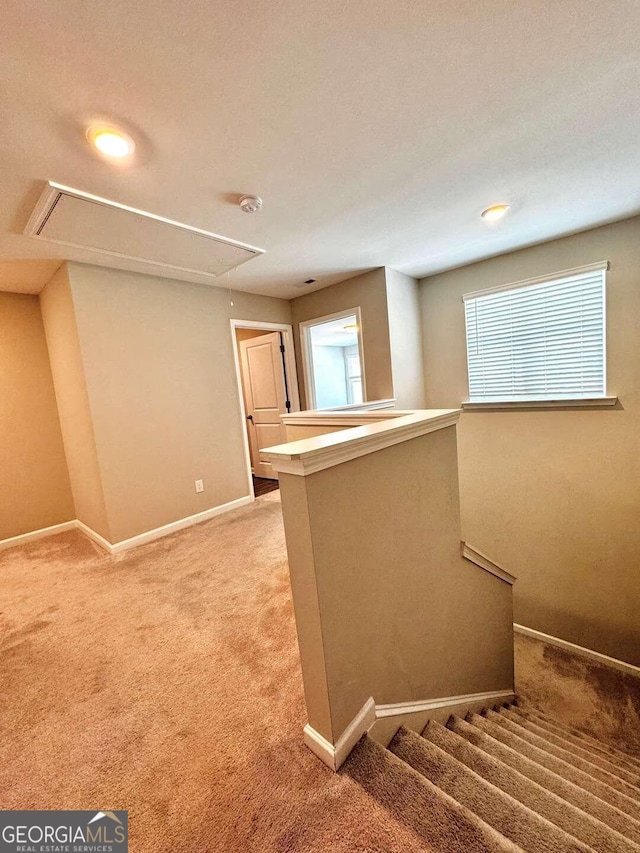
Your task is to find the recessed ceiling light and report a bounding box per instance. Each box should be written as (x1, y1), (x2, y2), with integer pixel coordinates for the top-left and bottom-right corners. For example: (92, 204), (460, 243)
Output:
(87, 125), (135, 159)
(481, 204), (510, 222)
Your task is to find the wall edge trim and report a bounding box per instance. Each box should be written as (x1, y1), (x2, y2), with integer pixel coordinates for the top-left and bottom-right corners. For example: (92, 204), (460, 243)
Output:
(0, 520), (76, 551)
(375, 688), (515, 719)
(0, 496), (254, 555)
(462, 542), (516, 585)
(106, 495), (254, 554)
(514, 624), (640, 678)
(303, 697), (376, 771)
(75, 520), (113, 551)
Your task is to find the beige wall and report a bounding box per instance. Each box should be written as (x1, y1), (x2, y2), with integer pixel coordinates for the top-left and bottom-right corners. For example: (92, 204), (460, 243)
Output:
(279, 425), (514, 743)
(420, 217), (640, 665)
(40, 266), (111, 539)
(64, 263), (292, 543)
(0, 291), (74, 539)
(290, 269), (393, 408)
(385, 268), (426, 408)
(284, 423), (354, 442)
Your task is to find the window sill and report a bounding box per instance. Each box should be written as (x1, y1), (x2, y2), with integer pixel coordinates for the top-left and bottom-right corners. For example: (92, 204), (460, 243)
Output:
(462, 397), (618, 411)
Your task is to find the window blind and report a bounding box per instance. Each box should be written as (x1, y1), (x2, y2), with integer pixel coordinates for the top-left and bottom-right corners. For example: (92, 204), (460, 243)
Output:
(463, 263), (607, 402)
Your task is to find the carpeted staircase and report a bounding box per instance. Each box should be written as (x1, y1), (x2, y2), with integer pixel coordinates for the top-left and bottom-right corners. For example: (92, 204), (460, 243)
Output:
(345, 703), (640, 852)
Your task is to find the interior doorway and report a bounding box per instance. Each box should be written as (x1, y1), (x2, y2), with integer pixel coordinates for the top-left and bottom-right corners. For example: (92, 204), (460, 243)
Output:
(299, 307), (366, 409)
(231, 320), (300, 496)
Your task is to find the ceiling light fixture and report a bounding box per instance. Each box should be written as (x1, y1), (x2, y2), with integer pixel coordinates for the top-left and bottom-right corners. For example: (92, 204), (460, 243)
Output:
(343, 324), (359, 332)
(481, 204), (510, 222)
(87, 125), (135, 159)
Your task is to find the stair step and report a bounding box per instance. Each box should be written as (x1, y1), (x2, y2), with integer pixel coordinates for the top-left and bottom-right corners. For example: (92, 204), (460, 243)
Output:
(511, 705), (640, 772)
(449, 715), (640, 844)
(498, 707), (640, 786)
(485, 709), (640, 803)
(343, 734), (523, 853)
(468, 712), (640, 819)
(389, 726), (593, 853)
(344, 694), (640, 852)
(423, 719), (640, 853)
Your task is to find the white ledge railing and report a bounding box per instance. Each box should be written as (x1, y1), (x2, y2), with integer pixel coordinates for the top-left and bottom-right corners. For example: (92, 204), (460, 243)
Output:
(263, 409), (461, 476)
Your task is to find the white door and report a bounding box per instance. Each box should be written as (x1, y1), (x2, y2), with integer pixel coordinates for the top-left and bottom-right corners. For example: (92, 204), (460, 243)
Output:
(239, 332), (289, 479)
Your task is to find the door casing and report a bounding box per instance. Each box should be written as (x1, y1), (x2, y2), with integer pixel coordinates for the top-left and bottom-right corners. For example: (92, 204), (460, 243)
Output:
(230, 319), (300, 499)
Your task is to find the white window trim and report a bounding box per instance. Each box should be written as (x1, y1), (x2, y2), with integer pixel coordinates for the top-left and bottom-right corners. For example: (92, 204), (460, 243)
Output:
(462, 397), (618, 411)
(461, 260), (609, 301)
(299, 307), (367, 410)
(462, 260), (615, 409)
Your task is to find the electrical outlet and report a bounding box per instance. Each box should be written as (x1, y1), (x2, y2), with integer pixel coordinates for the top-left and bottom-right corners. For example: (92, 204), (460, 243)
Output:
(195, 479), (204, 493)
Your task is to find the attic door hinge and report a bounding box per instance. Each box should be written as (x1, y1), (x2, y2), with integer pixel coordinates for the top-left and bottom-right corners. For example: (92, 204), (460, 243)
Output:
(280, 344), (285, 353)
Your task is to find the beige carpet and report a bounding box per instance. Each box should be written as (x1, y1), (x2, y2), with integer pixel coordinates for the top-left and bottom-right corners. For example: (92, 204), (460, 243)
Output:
(3, 494), (640, 852)
(354, 703), (640, 853)
(514, 632), (640, 756)
(0, 494), (427, 852)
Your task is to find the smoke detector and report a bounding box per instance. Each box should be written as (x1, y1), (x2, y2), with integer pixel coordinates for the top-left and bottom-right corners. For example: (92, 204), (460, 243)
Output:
(239, 195), (262, 213)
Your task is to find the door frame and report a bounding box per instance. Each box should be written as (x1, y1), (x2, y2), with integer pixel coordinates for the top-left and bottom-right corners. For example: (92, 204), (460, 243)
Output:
(299, 306), (366, 410)
(230, 319), (301, 499)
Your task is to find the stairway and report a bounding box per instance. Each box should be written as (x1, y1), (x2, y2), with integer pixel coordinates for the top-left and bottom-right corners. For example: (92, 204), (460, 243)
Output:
(344, 703), (640, 852)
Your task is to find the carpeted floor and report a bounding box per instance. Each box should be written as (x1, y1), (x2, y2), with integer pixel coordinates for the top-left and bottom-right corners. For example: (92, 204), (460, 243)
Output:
(3, 493), (639, 851)
(514, 632), (640, 756)
(0, 493), (428, 852)
(349, 707), (640, 853)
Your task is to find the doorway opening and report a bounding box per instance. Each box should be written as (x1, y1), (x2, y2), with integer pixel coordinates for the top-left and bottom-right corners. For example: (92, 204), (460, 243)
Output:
(299, 307), (366, 409)
(230, 320), (300, 499)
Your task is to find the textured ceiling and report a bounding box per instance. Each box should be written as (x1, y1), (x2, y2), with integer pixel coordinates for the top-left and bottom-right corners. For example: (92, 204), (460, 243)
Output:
(0, 260), (62, 295)
(1, 0), (639, 298)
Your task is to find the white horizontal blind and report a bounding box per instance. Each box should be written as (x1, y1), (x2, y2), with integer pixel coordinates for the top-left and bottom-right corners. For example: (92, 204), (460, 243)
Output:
(464, 264), (607, 402)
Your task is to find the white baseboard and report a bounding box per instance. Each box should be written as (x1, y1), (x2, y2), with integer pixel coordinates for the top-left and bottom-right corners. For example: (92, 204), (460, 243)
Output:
(375, 688), (516, 719)
(514, 623), (640, 678)
(107, 496), (253, 554)
(304, 688), (516, 769)
(0, 520), (76, 551)
(461, 542), (516, 585)
(75, 520), (114, 552)
(369, 688), (515, 747)
(303, 697), (376, 771)
(0, 496), (254, 555)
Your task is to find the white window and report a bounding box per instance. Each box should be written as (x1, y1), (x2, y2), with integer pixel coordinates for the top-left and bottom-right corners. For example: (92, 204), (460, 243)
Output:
(463, 262), (608, 403)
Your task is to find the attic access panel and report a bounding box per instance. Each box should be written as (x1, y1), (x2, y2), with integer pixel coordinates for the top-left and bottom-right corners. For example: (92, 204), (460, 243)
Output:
(24, 182), (264, 280)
